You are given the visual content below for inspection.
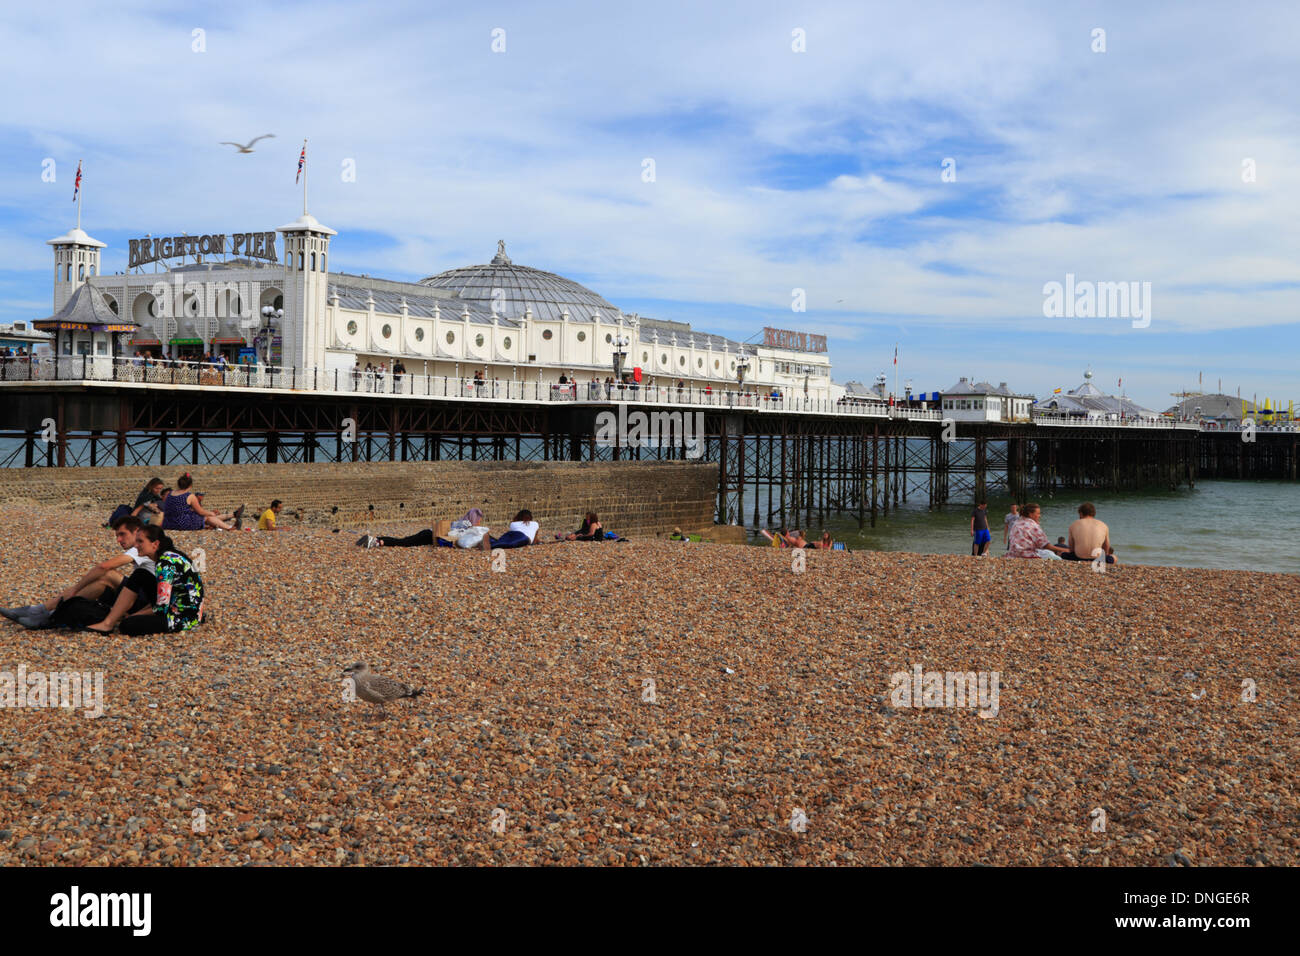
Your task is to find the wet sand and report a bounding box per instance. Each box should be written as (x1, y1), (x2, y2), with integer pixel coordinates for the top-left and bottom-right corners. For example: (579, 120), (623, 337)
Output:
(0, 508), (1294, 865)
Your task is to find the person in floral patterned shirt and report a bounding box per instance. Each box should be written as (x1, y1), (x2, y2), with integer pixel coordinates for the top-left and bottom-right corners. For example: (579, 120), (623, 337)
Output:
(1005, 503), (1069, 560)
(87, 525), (205, 635)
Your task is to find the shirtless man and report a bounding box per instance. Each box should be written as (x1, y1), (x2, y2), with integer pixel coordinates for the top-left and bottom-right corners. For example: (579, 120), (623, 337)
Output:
(1063, 502), (1117, 564)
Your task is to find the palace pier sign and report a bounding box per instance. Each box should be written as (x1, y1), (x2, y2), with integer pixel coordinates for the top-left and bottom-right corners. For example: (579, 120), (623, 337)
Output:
(128, 231), (278, 269)
(763, 327), (827, 352)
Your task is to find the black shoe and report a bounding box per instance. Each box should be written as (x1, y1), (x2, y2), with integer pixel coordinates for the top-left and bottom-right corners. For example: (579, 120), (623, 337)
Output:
(355, 534), (373, 547)
(232, 505), (245, 530)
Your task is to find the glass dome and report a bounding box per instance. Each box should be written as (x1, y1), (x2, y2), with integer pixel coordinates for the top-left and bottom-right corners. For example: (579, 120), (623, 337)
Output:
(419, 240), (621, 322)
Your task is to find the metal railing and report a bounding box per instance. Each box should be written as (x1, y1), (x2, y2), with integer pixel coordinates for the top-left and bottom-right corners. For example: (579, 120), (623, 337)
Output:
(0, 355), (905, 417)
(2, 356), (1278, 431)
(1030, 412), (1199, 430)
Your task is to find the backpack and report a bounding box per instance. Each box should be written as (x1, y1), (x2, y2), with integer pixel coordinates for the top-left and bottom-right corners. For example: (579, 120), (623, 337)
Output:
(50, 596), (112, 629)
(108, 504), (132, 527)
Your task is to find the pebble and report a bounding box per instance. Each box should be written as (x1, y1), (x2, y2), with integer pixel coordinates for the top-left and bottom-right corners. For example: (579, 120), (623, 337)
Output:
(0, 506), (1294, 866)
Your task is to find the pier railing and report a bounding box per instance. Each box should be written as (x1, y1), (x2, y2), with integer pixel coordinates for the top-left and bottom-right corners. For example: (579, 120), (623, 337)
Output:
(0, 356), (1257, 432)
(1030, 412), (1200, 431)
(0, 354), (942, 419)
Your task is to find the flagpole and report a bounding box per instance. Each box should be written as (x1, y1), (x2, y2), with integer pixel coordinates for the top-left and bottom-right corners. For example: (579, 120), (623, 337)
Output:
(76, 158), (83, 231)
(302, 139), (308, 216)
(893, 342), (898, 404)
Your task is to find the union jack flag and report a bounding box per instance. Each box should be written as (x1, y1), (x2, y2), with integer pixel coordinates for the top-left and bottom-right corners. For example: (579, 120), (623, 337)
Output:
(295, 141), (306, 184)
(72, 161), (82, 202)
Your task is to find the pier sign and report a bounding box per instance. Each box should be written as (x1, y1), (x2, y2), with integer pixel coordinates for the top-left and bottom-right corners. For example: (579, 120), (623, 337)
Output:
(764, 327), (827, 352)
(129, 231), (278, 269)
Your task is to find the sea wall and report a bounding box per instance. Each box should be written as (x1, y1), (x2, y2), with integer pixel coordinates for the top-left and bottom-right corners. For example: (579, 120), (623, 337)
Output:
(0, 460), (719, 537)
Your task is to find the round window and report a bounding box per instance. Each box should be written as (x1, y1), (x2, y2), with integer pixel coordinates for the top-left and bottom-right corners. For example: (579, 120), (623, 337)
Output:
(605, 333), (612, 343)
(714, 359), (720, 369)
(660, 353), (668, 365)
(503, 337), (511, 349)
(697, 357), (704, 368)
(642, 351), (649, 362)
(414, 327), (424, 341)
(475, 334), (485, 347)
(730, 361), (736, 371)
(381, 324), (392, 338)
(346, 320), (358, 335)
(446, 331), (455, 344)
(679, 355), (686, 366)
(542, 329), (553, 340)
(577, 331), (586, 342)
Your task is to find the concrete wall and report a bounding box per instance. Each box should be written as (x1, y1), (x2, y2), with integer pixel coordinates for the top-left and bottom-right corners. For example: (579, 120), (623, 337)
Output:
(0, 460), (719, 538)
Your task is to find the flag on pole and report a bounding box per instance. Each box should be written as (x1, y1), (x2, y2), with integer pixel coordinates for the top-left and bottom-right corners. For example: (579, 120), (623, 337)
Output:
(295, 141), (306, 184)
(893, 345), (898, 365)
(1053, 387), (1062, 394)
(72, 161), (82, 202)
(1118, 377), (1122, 388)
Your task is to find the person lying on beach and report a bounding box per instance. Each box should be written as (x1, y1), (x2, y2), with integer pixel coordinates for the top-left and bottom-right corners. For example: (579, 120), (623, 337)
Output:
(161, 473), (241, 531)
(479, 509), (541, 550)
(561, 512), (603, 541)
(361, 508), (486, 548)
(1004, 503), (1068, 559)
(0, 515), (154, 629)
(1061, 502), (1117, 564)
(258, 500), (284, 531)
(131, 477), (165, 524)
(87, 526), (206, 635)
(757, 528), (803, 547)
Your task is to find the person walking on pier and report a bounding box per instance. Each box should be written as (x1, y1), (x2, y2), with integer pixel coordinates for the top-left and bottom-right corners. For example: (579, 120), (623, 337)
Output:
(970, 501), (992, 556)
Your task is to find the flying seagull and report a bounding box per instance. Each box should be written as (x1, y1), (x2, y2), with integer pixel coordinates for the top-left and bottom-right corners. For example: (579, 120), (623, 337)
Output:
(220, 134), (276, 154)
(343, 662), (424, 719)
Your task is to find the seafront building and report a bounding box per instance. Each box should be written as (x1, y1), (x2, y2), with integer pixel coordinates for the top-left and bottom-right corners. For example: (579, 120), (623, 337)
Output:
(33, 214), (835, 400)
(1033, 370), (1159, 420)
(940, 378), (1035, 422)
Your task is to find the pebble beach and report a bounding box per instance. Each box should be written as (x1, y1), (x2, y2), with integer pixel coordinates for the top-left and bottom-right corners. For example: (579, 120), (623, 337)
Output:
(0, 507), (1295, 866)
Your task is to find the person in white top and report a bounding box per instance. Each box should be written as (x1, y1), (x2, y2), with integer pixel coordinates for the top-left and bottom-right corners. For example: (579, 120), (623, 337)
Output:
(0, 514), (155, 628)
(480, 509), (542, 549)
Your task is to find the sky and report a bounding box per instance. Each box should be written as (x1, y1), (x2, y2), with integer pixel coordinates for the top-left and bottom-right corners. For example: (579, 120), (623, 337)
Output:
(1, 0), (1297, 411)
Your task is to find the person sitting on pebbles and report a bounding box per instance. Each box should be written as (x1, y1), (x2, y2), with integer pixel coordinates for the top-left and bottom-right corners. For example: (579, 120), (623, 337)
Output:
(1004, 503), (1068, 560)
(161, 473), (241, 531)
(87, 526), (206, 635)
(559, 512), (603, 541)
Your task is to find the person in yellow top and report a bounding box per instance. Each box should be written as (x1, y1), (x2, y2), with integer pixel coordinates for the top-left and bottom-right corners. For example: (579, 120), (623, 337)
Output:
(257, 499), (283, 531)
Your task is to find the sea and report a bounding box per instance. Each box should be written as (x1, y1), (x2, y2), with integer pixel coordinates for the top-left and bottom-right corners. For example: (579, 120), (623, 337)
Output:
(741, 479), (1300, 574)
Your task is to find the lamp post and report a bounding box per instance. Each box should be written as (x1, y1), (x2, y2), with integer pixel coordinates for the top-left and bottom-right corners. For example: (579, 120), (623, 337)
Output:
(613, 332), (630, 380)
(258, 305), (283, 365)
(736, 354), (750, 388)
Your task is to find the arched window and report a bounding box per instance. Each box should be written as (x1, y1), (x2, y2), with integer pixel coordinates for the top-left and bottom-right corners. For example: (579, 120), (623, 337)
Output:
(66, 264), (72, 281)
(311, 252), (316, 271)
(320, 254), (326, 272)
(298, 252), (304, 271)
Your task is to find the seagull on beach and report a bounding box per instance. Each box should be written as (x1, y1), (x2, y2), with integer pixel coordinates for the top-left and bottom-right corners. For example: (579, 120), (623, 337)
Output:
(220, 134), (276, 153)
(343, 662), (423, 718)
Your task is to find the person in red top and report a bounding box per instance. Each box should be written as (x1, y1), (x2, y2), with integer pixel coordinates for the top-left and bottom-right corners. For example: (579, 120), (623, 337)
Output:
(1005, 503), (1068, 559)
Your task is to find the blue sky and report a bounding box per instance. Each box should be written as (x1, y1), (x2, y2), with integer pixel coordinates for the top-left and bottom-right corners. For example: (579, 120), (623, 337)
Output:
(2, 0), (1297, 411)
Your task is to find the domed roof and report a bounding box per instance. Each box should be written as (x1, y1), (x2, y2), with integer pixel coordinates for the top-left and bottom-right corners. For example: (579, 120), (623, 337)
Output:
(419, 240), (621, 322)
